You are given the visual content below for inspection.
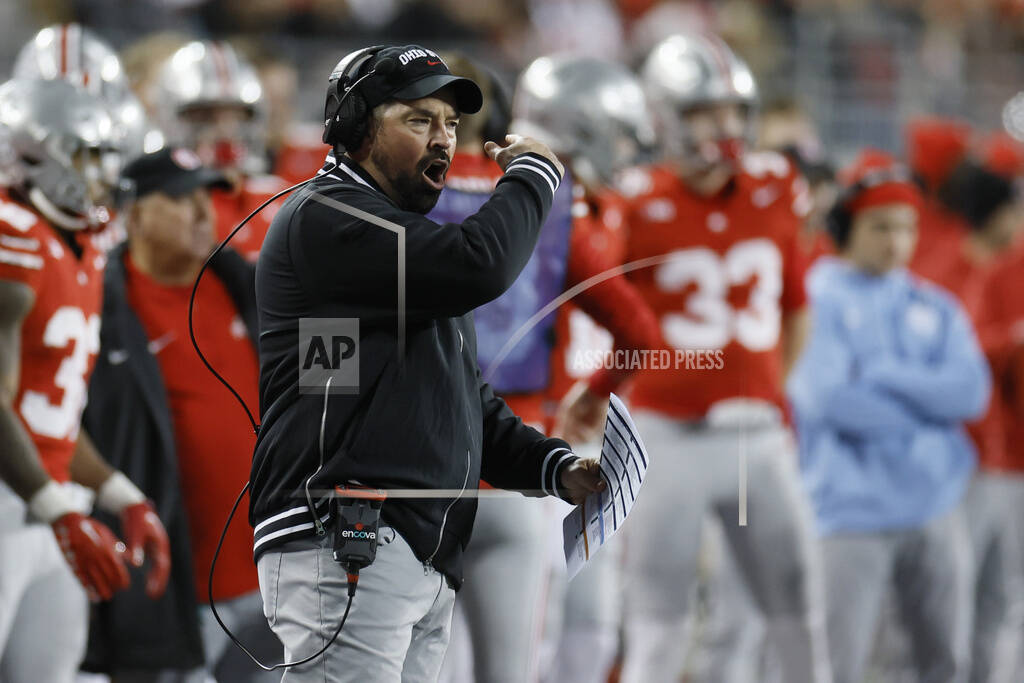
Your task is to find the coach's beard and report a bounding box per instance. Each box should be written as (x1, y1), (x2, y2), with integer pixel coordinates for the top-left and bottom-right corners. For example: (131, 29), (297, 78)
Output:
(373, 148), (449, 214)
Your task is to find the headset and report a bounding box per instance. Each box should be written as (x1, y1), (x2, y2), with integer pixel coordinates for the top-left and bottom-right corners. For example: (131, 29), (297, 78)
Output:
(323, 45), (399, 152)
(185, 45), (398, 672)
(825, 165), (915, 249)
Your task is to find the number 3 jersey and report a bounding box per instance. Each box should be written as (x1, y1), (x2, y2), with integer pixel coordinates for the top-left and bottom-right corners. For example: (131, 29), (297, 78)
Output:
(0, 191), (104, 482)
(619, 153), (811, 420)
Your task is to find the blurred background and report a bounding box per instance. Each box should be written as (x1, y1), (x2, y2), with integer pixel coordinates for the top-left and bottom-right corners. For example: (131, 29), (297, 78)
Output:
(3, 0), (1022, 165)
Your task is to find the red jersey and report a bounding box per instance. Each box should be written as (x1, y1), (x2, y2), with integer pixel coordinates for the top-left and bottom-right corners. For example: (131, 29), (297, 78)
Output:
(910, 198), (970, 280)
(919, 244), (1007, 466)
(212, 175), (289, 263)
(124, 255), (261, 601)
(0, 191), (104, 481)
(976, 248), (1024, 472)
(546, 186), (660, 414)
(620, 153), (810, 420)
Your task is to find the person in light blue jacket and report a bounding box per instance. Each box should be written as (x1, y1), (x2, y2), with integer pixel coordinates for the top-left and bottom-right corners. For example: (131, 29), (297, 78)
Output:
(787, 149), (991, 683)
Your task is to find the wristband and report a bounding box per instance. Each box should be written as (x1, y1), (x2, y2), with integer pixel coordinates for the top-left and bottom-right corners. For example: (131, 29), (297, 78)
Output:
(28, 480), (76, 524)
(95, 471), (146, 514)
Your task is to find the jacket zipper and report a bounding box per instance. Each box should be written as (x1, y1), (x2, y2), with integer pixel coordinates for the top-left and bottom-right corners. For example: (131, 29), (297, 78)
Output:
(304, 377), (332, 536)
(423, 448), (471, 574)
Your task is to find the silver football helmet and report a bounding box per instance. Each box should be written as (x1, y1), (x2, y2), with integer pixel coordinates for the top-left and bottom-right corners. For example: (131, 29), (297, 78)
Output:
(511, 55), (655, 186)
(13, 23), (164, 160)
(1004, 91), (1024, 142)
(0, 78), (122, 230)
(641, 32), (758, 168)
(152, 40), (265, 174)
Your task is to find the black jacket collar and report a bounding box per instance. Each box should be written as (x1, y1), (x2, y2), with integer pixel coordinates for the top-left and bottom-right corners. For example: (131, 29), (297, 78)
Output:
(319, 152), (387, 195)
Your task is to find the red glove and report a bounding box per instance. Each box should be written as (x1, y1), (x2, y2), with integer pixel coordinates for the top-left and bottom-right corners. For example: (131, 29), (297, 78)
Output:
(51, 512), (131, 602)
(120, 501), (171, 598)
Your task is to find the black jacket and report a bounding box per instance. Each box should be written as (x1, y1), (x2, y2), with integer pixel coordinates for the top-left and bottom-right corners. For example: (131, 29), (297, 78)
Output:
(250, 153), (576, 588)
(81, 243), (258, 672)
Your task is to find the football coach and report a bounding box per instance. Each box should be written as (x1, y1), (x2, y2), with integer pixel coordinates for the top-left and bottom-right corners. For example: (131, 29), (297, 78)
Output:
(249, 45), (605, 681)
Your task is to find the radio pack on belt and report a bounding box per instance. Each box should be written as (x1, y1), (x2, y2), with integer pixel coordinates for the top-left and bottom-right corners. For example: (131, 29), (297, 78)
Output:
(332, 485), (387, 572)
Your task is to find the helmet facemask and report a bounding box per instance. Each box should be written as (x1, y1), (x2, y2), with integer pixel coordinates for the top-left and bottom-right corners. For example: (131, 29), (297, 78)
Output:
(24, 138), (121, 231)
(177, 102), (265, 179)
(0, 78), (123, 232)
(656, 99), (756, 175)
(641, 32), (760, 178)
(153, 41), (267, 180)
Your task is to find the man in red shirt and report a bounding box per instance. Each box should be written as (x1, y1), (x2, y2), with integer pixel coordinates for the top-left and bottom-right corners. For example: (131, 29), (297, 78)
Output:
(83, 147), (281, 681)
(151, 40), (288, 262)
(596, 32), (830, 683)
(0, 78), (169, 682)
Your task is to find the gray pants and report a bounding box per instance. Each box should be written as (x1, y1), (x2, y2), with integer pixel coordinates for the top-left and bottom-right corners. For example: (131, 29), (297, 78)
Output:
(822, 507), (973, 683)
(686, 516), (773, 683)
(964, 471), (1024, 683)
(257, 527), (455, 683)
(0, 523), (88, 683)
(541, 513), (623, 683)
(619, 410), (831, 683)
(541, 440), (622, 683)
(438, 494), (548, 683)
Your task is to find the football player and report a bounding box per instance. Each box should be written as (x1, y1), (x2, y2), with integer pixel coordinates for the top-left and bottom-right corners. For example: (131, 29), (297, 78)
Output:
(574, 32), (831, 682)
(430, 53), (658, 683)
(0, 77), (169, 682)
(510, 54), (661, 683)
(151, 40), (287, 261)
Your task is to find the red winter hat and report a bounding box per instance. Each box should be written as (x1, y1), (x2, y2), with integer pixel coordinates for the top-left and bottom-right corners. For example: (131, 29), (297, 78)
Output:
(906, 116), (971, 192)
(839, 148), (922, 216)
(979, 132), (1024, 179)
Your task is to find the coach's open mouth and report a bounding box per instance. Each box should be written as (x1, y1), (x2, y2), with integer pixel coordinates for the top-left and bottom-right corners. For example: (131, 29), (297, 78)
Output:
(422, 159), (448, 190)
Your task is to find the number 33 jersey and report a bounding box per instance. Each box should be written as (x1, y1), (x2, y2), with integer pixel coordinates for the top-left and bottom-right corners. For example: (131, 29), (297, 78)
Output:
(0, 191), (104, 482)
(619, 153), (811, 420)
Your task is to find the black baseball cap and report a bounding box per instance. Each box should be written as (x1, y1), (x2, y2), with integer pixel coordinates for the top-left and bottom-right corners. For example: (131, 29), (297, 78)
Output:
(118, 148), (231, 205)
(341, 45), (483, 114)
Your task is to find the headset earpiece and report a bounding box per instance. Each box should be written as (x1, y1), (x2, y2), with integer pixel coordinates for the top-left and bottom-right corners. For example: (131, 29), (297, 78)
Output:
(335, 81), (370, 152)
(323, 46), (387, 150)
